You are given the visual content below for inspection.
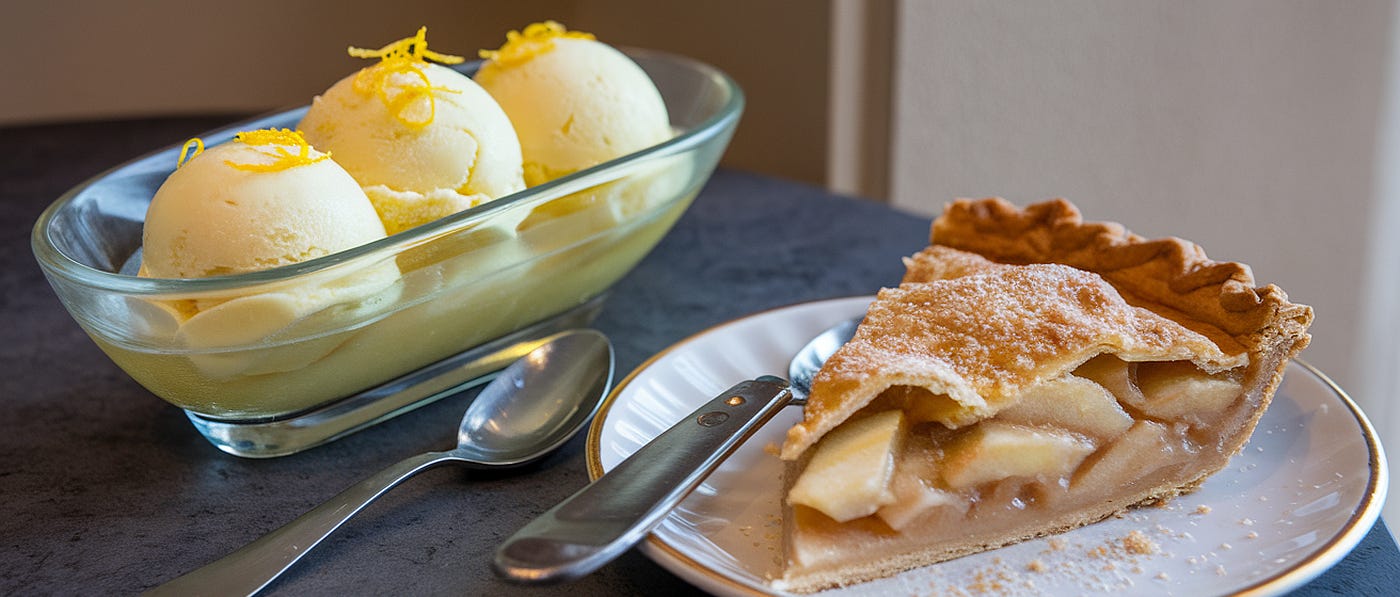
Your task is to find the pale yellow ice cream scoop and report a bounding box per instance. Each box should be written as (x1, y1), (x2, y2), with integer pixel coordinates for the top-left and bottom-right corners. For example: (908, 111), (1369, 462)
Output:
(475, 22), (672, 187)
(299, 28), (526, 234)
(139, 130), (401, 378)
(140, 130), (388, 279)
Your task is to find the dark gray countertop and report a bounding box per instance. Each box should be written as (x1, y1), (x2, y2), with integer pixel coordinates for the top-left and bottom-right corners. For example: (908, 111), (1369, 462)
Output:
(2, 117), (1395, 595)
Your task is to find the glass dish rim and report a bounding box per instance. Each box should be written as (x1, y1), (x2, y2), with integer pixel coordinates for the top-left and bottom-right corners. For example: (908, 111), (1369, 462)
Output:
(30, 47), (744, 297)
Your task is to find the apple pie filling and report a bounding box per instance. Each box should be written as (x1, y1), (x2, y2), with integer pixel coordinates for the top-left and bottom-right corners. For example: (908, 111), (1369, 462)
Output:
(791, 354), (1245, 533)
(788, 355), (1246, 538)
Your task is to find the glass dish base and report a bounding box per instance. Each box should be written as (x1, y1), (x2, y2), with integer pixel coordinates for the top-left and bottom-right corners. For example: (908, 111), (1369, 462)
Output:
(185, 294), (607, 458)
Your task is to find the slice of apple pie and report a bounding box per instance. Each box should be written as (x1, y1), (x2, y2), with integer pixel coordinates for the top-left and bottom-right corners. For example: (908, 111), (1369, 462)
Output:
(777, 198), (1313, 592)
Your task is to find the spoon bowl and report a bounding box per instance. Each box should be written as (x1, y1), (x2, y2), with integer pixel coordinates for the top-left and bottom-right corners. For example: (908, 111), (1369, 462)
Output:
(148, 329), (614, 596)
(456, 330), (614, 467)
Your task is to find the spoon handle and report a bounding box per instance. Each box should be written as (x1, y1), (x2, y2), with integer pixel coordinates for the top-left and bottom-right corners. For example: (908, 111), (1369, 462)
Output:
(146, 450), (453, 597)
(493, 376), (793, 583)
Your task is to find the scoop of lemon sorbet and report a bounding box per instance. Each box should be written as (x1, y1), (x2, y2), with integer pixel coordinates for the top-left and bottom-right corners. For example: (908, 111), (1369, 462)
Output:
(139, 130), (401, 378)
(140, 130), (388, 279)
(474, 21), (672, 187)
(299, 27), (526, 234)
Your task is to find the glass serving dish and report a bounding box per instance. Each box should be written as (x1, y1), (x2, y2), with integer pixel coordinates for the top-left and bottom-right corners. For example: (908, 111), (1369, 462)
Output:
(32, 50), (742, 457)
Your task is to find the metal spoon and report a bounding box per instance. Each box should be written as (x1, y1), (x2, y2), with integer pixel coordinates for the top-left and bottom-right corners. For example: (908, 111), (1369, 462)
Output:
(494, 317), (860, 583)
(149, 328), (614, 596)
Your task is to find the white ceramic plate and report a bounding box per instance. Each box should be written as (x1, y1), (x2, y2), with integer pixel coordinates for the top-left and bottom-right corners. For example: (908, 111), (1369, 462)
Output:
(586, 297), (1388, 596)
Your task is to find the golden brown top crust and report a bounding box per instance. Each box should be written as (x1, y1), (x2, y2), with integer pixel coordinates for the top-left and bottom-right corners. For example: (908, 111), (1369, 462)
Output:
(931, 198), (1313, 353)
(782, 199), (1314, 460)
(780, 259), (1244, 459)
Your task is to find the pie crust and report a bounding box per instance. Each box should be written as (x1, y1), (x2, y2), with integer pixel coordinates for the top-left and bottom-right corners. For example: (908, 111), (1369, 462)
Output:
(776, 198), (1313, 593)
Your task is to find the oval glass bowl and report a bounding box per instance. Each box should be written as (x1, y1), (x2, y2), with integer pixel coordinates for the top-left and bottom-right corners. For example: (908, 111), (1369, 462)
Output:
(32, 50), (742, 457)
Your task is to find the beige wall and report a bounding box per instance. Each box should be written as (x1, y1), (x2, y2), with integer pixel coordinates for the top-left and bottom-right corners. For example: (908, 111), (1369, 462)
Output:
(0, 0), (829, 186)
(889, 0), (1389, 400)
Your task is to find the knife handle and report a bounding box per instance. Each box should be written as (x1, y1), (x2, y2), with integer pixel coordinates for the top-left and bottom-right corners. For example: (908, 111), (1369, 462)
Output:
(493, 376), (794, 583)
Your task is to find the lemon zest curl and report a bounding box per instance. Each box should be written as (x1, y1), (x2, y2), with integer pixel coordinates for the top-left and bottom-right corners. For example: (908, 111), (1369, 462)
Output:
(348, 25), (464, 65)
(224, 129), (330, 172)
(177, 138), (205, 168)
(478, 21), (594, 68)
(348, 27), (464, 130)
